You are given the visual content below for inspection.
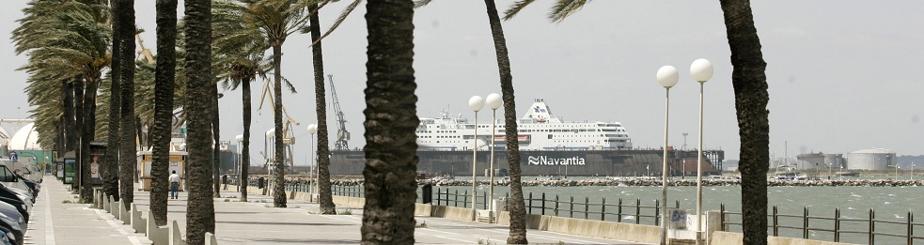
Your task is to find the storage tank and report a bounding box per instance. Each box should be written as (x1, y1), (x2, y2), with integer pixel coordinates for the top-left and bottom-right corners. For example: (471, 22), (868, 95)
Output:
(846, 148), (895, 170)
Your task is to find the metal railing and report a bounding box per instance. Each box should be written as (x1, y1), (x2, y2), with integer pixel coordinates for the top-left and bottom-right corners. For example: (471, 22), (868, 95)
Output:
(432, 188), (675, 226)
(720, 204), (923, 245)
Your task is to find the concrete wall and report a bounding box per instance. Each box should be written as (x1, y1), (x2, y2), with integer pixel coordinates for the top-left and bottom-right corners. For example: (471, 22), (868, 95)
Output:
(709, 231), (856, 245)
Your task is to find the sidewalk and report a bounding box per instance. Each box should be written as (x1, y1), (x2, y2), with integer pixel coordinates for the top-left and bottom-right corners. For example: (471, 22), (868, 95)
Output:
(132, 187), (641, 244)
(26, 176), (150, 245)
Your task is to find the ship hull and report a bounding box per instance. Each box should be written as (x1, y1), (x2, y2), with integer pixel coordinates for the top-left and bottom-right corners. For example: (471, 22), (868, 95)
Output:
(330, 149), (724, 177)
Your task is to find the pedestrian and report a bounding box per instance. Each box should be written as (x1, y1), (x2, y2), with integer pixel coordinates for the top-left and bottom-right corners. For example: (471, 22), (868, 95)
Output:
(222, 174), (228, 190)
(169, 170), (180, 199)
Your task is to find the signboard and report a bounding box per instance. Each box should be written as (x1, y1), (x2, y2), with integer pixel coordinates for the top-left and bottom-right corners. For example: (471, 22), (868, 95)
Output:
(63, 158), (76, 184)
(670, 209), (688, 230)
(527, 155), (586, 166)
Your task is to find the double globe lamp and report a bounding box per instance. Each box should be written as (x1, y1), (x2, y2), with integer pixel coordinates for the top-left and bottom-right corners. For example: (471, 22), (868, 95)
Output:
(467, 93), (503, 221)
(656, 58), (713, 245)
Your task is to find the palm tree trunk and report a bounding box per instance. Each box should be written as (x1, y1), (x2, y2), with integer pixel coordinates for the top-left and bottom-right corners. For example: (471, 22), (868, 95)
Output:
(104, 0), (122, 201)
(718, 1), (770, 244)
(211, 83), (222, 198)
(361, 0), (418, 243)
(481, 0), (527, 243)
(184, 0), (216, 243)
(74, 80), (85, 191)
(150, 0), (178, 227)
(240, 79), (251, 202)
(63, 80), (77, 155)
(271, 43), (287, 208)
(308, 3), (336, 215)
(79, 79), (99, 203)
(118, 0), (137, 210)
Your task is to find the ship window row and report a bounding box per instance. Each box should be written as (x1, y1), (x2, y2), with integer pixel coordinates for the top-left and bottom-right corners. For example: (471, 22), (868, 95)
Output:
(419, 135), (462, 139)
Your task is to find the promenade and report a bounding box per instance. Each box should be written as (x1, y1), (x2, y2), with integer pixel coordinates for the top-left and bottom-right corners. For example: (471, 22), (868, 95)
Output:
(128, 186), (640, 244)
(27, 176), (151, 245)
(28, 175), (646, 244)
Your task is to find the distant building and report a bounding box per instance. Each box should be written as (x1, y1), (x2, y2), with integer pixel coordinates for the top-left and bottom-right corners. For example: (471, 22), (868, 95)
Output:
(795, 153), (846, 170)
(846, 148), (896, 170)
(796, 153), (825, 170)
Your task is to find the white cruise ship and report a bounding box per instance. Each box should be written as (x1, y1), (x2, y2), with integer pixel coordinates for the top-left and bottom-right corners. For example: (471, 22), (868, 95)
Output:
(416, 99), (632, 151)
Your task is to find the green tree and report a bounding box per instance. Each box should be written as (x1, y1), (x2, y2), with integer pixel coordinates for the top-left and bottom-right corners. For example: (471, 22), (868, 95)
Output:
(184, 0), (216, 243)
(150, 0), (179, 226)
(361, 0), (418, 243)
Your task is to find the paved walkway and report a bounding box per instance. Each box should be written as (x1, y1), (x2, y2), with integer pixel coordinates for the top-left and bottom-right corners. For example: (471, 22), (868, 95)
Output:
(131, 188), (642, 244)
(29, 177), (641, 244)
(26, 176), (150, 245)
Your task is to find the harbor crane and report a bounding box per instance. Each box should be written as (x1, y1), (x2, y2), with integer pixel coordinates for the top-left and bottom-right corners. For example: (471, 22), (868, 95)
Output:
(328, 75), (350, 150)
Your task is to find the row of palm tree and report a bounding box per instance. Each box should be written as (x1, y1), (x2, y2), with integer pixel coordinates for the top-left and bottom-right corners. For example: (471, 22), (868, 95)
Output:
(15, 0), (770, 244)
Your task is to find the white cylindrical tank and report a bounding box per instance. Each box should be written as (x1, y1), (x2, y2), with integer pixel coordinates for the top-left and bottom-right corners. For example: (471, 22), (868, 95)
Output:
(846, 148), (895, 170)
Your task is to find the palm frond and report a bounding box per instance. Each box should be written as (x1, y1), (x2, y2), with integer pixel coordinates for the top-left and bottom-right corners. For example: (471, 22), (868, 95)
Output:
(502, 0), (537, 21)
(549, 0), (589, 23)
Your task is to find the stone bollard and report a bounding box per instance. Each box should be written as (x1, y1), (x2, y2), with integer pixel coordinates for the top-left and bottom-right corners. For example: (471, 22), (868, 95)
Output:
(131, 204), (145, 233)
(146, 211), (168, 245)
(205, 232), (218, 245)
(111, 200), (120, 219)
(103, 196), (111, 213)
(119, 200), (131, 224)
(705, 210), (722, 245)
(169, 220), (186, 245)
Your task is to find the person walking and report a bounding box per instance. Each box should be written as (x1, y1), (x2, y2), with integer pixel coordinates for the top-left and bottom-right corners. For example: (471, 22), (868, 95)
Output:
(169, 170), (180, 199)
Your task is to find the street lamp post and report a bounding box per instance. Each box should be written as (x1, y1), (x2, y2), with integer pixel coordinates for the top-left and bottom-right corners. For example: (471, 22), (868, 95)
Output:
(690, 58), (713, 245)
(468, 95), (485, 221)
(307, 124), (318, 199)
(656, 65), (679, 245)
(485, 93), (502, 221)
(235, 134), (244, 191)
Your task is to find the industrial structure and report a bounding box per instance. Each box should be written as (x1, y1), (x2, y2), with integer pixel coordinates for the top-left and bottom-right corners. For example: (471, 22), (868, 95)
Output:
(846, 148), (896, 170)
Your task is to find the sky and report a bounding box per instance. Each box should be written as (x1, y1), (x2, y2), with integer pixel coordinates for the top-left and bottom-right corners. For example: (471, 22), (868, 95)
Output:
(1, 1), (922, 165)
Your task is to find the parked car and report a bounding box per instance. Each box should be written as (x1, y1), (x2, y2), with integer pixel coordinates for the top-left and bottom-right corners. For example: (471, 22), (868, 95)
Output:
(0, 226), (15, 245)
(0, 204), (22, 245)
(0, 167), (31, 201)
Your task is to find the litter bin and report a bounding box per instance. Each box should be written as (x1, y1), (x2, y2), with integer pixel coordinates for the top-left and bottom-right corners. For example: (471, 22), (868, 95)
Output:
(421, 184), (433, 204)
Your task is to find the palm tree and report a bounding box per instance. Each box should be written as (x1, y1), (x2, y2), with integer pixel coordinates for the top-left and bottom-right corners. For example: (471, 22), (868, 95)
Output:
(183, 0), (216, 243)
(150, 0), (178, 227)
(306, 2), (336, 215)
(482, 1), (529, 243)
(361, 0), (418, 243)
(211, 6), (269, 201)
(414, 0), (528, 242)
(236, 0), (310, 208)
(12, 0), (112, 202)
(118, 0), (138, 210)
(104, 0), (123, 202)
(718, 1), (770, 244)
(211, 83), (222, 198)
